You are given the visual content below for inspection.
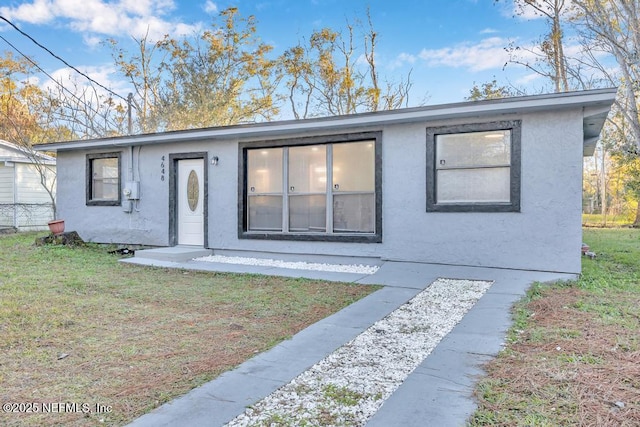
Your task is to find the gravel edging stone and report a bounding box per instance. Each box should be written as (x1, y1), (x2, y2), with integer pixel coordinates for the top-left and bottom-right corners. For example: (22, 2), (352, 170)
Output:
(193, 255), (380, 275)
(226, 278), (493, 426)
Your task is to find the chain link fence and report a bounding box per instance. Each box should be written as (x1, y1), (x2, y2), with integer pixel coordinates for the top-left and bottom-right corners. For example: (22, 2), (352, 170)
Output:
(0, 203), (54, 230)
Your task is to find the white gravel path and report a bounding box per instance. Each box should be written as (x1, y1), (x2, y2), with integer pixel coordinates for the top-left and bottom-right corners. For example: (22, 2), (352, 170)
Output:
(193, 255), (380, 275)
(226, 278), (493, 427)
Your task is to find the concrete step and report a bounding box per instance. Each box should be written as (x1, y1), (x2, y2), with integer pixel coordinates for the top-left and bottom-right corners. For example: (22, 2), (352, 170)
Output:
(135, 246), (212, 263)
(212, 249), (382, 267)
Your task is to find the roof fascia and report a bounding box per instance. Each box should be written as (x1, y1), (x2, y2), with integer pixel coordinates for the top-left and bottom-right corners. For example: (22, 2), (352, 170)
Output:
(0, 140), (56, 163)
(35, 88), (618, 153)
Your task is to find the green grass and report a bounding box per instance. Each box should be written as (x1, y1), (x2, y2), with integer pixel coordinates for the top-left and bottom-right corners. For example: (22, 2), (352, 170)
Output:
(322, 384), (365, 407)
(0, 232), (378, 427)
(469, 228), (640, 426)
(582, 212), (637, 227)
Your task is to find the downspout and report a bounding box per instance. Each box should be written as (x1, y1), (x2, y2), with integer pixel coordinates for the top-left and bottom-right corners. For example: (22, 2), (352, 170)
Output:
(121, 92), (136, 217)
(12, 162), (17, 228)
(126, 92), (134, 186)
(127, 92), (135, 207)
(128, 145), (134, 184)
(125, 145), (134, 215)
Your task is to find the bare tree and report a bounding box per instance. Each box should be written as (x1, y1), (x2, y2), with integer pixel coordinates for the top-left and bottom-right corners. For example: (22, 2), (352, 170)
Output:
(499, 0), (574, 92)
(109, 29), (166, 134)
(573, 0), (640, 152)
(278, 11), (415, 119)
(0, 51), (128, 219)
(569, 0), (640, 225)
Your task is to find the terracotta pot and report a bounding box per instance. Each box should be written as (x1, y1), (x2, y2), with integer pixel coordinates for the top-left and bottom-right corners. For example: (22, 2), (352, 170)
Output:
(48, 219), (65, 235)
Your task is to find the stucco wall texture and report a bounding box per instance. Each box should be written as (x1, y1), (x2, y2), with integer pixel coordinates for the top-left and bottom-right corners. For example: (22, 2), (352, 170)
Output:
(56, 109), (585, 274)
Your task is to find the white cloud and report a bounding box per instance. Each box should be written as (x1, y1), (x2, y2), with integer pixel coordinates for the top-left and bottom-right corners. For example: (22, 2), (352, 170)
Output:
(480, 28), (499, 35)
(562, 39), (585, 58)
(418, 37), (512, 72)
(46, 65), (114, 88)
(515, 72), (542, 85)
(123, 0), (176, 17)
(389, 52), (417, 70)
(511, 0), (576, 20)
(43, 64), (131, 106)
(355, 53), (369, 67)
(492, 0), (539, 20)
(175, 22), (203, 37)
(83, 34), (103, 48)
(203, 0), (218, 14)
(0, 0), (200, 43)
(514, 2), (542, 20)
(0, 0), (55, 24)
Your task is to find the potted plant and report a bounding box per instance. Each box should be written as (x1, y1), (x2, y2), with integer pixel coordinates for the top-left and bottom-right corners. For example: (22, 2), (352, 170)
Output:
(47, 219), (65, 235)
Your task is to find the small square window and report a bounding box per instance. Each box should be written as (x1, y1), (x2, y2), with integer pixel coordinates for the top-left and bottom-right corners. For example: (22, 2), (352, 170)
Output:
(86, 152), (121, 206)
(426, 121), (521, 212)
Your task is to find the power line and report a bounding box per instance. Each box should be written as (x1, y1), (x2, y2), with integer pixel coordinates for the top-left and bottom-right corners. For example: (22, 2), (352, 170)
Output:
(0, 15), (129, 104)
(0, 34), (125, 134)
(0, 35), (103, 116)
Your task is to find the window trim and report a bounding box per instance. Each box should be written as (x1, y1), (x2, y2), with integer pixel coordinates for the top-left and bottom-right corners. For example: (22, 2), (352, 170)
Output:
(238, 132), (382, 243)
(86, 152), (122, 206)
(426, 120), (521, 212)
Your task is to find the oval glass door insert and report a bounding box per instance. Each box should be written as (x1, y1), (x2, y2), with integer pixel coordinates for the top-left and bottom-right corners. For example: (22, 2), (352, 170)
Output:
(187, 170), (199, 212)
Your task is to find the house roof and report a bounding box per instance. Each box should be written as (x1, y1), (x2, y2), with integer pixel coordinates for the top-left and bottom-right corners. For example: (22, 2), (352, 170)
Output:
(0, 139), (56, 165)
(33, 88), (617, 156)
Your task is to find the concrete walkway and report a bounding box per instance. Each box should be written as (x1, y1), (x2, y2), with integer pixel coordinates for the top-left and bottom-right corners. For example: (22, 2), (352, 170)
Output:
(122, 255), (575, 427)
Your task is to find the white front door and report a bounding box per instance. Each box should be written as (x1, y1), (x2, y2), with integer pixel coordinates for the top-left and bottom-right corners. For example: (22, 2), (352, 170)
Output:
(177, 159), (204, 246)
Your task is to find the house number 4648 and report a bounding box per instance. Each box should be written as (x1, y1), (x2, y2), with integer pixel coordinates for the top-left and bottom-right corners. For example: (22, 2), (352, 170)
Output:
(161, 156), (165, 181)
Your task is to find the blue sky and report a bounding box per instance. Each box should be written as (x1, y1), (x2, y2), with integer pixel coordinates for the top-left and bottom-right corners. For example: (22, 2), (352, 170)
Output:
(0, 0), (552, 111)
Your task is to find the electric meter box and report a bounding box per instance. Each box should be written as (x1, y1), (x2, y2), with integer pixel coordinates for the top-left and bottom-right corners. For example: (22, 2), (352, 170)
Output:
(123, 181), (140, 200)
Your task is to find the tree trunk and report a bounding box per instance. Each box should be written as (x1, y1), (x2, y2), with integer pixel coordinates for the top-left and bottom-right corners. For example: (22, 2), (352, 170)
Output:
(634, 201), (640, 228)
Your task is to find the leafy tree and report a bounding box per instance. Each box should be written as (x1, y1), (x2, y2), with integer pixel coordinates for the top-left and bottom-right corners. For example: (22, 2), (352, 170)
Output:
(620, 156), (640, 226)
(111, 7), (279, 132)
(0, 52), (41, 142)
(160, 7), (279, 129)
(466, 79), (517, 100)
(0, 52), (65, 218)
(611, 152), (640, 225)
(111, 7), (418, 126)
(1, 48), (125, 220)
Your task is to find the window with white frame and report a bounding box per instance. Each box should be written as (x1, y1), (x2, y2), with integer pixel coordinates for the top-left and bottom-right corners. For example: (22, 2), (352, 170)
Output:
(86, 152), (121, 206)
(241, 134), (381, 242)
(426, 121), (521, 212)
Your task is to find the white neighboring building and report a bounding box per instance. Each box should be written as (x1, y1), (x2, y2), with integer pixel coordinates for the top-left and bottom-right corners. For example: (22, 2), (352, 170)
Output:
(0, 140), (56, 231)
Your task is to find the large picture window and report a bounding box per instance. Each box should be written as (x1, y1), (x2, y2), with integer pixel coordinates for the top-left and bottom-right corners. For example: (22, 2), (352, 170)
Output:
(426, 121), (521, 212)
(241, 133), (381, 242)
(86, 152), (121, 206)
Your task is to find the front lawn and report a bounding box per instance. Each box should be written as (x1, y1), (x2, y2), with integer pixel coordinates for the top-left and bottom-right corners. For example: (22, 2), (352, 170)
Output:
(0, 232), (377, 426)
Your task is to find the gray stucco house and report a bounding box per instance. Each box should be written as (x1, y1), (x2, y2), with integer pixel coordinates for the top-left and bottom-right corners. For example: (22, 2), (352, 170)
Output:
(35, 88), (617, 274)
